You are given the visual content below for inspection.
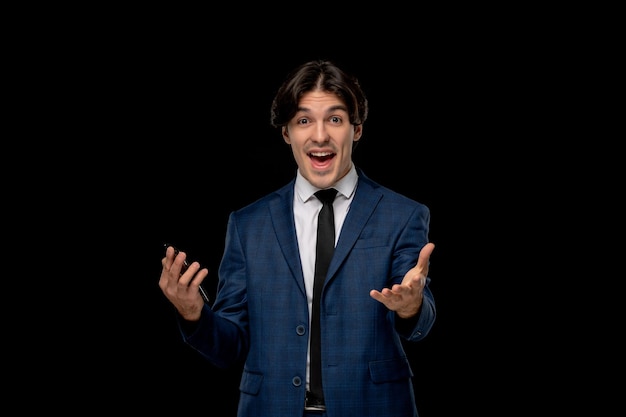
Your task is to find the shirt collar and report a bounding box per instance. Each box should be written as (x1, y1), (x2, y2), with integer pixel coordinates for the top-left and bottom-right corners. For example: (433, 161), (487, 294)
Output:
(295, 164), (358, 203)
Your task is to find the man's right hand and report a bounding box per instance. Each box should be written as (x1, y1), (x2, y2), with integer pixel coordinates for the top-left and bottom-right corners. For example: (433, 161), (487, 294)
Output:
(159, 245), (209, 321)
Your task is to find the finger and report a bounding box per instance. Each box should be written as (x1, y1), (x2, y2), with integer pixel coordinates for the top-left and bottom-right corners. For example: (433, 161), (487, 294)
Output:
(178, 260), (203, 286)
(409, 276), (426, 293)
(369, 289), (382, 303)
(162, 245), (175, 267)
(370, 288), (392, 301)
(171, 250), (188, 276)
(163, 245), (182, 270)
(189, 267), (209, 288)
(391, 283), (409, 294)
(162, 248), (189, 288)
(416, 242), (435, 272)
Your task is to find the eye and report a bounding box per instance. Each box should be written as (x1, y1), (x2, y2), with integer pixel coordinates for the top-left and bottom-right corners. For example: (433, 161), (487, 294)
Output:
(330, 116), (342, 124)
(297, 118), (310, 125)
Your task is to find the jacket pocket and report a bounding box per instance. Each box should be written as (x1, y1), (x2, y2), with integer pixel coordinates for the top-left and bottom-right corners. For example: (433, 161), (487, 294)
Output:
(353, 237), (387, 249)
(369, 357), (413, 383)
(239, 368), (263, 395)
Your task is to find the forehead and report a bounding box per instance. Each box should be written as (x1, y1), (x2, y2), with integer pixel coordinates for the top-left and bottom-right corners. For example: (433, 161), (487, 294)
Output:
(298, 90), (347, 112)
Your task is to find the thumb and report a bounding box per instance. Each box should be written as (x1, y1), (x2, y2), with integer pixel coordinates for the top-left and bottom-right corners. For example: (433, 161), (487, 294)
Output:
(416, 242), (435, 273)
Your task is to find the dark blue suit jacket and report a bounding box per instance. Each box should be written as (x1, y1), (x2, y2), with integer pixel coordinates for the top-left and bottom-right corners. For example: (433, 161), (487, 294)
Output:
(182, 168), (436, 417)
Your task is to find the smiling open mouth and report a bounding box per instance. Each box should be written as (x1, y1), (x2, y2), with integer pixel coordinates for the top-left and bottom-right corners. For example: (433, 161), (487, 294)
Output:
(309, 151), (335, 162)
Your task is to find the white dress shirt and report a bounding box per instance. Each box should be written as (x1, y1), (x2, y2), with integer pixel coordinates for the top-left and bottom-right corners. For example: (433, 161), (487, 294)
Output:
(292, 163), (358, 388)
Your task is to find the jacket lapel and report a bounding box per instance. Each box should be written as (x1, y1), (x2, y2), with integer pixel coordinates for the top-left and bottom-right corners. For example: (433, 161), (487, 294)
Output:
(328, 173), (382, 282)
(268, 181), (307, 296)
(268, 172), (382, 294)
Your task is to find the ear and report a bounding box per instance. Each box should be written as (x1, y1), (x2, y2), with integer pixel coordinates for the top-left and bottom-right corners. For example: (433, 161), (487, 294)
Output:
(282, 126), (291, 144)
(353, 124), (363, 142)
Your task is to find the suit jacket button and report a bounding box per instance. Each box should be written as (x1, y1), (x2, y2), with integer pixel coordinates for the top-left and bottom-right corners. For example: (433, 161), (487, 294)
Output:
(296, 325), (306, 335)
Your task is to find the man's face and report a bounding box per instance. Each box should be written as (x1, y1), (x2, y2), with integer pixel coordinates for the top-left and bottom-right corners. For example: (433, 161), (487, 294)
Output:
(282, 90), (362, 189)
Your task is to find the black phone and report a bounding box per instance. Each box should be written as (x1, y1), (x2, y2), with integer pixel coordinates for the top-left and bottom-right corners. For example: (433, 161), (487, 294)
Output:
(164, 243), (210, 304)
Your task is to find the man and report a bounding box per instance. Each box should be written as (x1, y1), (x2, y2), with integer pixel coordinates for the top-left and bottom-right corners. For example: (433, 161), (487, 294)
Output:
(160, 59), (436, 416)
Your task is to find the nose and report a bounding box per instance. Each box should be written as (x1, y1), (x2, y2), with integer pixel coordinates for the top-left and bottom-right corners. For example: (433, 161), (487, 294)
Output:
(311, 123), (330, 143)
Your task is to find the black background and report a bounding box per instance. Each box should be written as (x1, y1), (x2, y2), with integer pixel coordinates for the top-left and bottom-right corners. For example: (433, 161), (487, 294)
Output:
(121, 50), (514, 415)
(49, 23), (564, 416)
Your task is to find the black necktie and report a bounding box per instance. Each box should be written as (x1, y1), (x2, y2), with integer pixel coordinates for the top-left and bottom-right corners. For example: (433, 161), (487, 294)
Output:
(309, 188), (338, 404)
